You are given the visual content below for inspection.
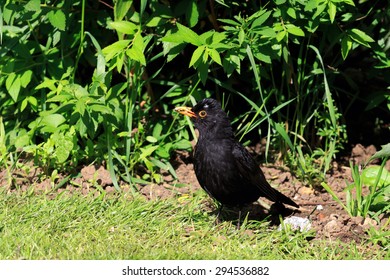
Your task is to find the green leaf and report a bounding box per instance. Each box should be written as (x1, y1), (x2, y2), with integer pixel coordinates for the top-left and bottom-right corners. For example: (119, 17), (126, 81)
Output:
(197, 61), (209, 85)
(251, 10), (272, 28)
(139, 145), (159, 161)
(276, 30), (286, 42)
(255, 27), (276, 38)
(155, 147), (170, 159)
(287, 7), (296, 19)
(108, 21), (138, 35)
(21, 98), (28, 112)
(20, 70), (33, 88)
(28, 96), (38, 108)
(189, 46), (205, 67)
(47, 10), (66, 31)
(349, 28), (374, 47)
(313, 2), (327, 19)
(102, 40), (130, 61)
(327, 2), (337, 23)
(54, 133), (74, 163)
(254, 52), (271, 64)
(41, 114), (66, 128)
(152, 122), (163, 139)
(286, 24), (305, 36)
(362, 165), (390, 188)
(186, 0), (199, 27)
(162, 41), (186, 62)
(208, 48), (222, 66)
(64, 84), (89, 99)
(341, 35), (352, 60)
(89, 104), (111, 114)
(35, 78), (57, 91)
(146, 17), (164, 27)
(126, 32), (146, 65)
(218, 18), (241, 26)
(161, 31), (186, 44)
(146, 136), (158, 143)
(15, 133), (30, 148)
(342, 0), (355, 6)
(25, 0), (41, 11)
(6, 73), (20, 102)
(238, 28), (245, 45)
(223, 52), (241, 76)
(114, 0), (133, 21)
(172, 139), (192, 150)
(176, 22), (203, 46)
(370, 143), (390, 162)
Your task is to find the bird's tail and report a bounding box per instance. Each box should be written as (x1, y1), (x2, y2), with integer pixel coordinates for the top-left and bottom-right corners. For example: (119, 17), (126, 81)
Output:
(261, 182), (299, 208)
(276, 191), (299, 208)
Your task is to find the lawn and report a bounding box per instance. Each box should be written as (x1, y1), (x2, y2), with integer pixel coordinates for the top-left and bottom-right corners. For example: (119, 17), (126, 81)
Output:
(0, 188), (388, 260)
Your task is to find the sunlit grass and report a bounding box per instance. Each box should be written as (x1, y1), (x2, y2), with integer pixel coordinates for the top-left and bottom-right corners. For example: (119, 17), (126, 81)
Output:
(0, 188), (388, 260)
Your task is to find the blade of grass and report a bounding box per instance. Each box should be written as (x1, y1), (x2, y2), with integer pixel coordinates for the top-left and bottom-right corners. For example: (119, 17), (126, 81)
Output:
(246, 45), (272, 160)
(321, 182), (349, 215)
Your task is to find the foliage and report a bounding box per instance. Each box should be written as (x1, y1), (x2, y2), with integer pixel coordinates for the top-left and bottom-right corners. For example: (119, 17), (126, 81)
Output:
(0, 0), (389, 188)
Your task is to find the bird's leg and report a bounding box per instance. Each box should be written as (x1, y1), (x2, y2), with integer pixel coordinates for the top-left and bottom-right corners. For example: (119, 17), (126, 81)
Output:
(237, 206), (242, 230)
(214, 204), (224, 225)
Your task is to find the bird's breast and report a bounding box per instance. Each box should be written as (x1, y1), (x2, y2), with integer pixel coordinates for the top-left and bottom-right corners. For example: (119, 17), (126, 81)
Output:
(193, 139), (237, 191)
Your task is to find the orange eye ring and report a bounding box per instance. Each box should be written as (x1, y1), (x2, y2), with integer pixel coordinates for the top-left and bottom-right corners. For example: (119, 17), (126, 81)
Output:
(198, 110), (207, 118)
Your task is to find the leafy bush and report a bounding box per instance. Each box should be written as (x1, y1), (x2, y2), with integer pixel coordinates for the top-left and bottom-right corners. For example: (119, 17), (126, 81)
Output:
(0, 0), (389, 188)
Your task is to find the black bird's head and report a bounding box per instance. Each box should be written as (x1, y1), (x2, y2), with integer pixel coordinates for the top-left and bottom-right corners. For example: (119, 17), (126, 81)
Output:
(174, 98), (233, 138)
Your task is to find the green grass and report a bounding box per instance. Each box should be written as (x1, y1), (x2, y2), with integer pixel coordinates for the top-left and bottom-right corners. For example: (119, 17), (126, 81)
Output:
(0, 188), (388, 260)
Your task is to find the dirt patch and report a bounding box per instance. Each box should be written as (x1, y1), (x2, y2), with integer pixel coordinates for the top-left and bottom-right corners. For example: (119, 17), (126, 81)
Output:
(1, 144), (389, 245)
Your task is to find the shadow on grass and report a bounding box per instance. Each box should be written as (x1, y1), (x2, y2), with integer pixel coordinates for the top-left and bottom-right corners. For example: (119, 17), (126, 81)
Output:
(209, 202), (300, 227)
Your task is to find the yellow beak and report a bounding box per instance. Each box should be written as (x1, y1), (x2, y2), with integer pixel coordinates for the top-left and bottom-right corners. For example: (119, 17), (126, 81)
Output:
(174, 106), (197, 118)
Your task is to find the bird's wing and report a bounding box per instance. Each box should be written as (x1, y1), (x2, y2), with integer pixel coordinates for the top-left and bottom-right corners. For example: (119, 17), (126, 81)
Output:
(232, 143), (298, 208)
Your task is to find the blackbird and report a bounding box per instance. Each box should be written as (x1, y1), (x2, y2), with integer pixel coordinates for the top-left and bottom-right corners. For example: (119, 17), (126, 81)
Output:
(175, 98), (298, 225)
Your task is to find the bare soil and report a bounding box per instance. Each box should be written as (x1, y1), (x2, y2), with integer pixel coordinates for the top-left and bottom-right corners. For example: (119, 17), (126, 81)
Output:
(1, 144), (389, 245)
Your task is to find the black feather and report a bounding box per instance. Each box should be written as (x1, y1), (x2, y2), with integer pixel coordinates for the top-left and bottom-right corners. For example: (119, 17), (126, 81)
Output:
(188, 98), (298, 209)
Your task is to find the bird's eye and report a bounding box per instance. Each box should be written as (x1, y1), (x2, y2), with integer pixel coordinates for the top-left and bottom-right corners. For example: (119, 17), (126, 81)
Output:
(198, 110), (207, 118)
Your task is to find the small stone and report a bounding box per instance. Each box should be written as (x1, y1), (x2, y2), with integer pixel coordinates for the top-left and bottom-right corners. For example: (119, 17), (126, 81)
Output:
(298, 187), (314, 195)
(324, 220), (341, 233)
(363, 217), (377, 227)
(351, 216), (364, 225)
